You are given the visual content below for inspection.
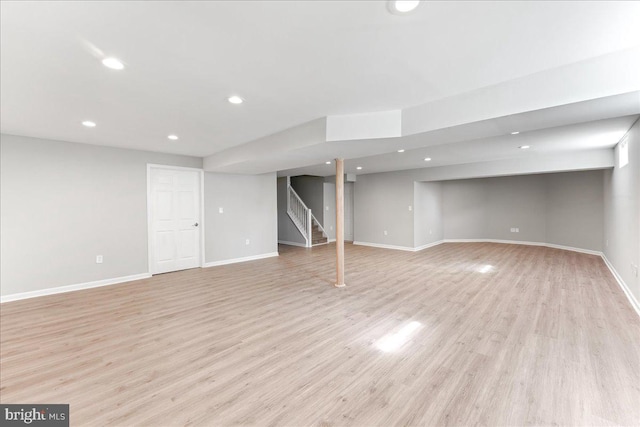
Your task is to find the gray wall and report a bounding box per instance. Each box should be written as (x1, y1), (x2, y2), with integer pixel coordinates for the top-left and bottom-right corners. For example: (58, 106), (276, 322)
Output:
(441, 179), (488, 240)
(1, 134), (280, 298)
(441, 171), (604, 251)
(546, 170), (605, 250)
(356, 165), (606, 251)
(204, 172), (277, 263)
(323, 182), (336, 240)
(277, 177), (306, 245)
(414, 182), (443, 247)
(604, 119), (640, 306)
(0, 134), (202, 296)
(290, 175), (324, 225)
(442, 175), (548, 243)
(485, 174), (548, 242)
(344, 182), (355, 241)
(353, 149), (613, 248)
(354, 172), (414, 247)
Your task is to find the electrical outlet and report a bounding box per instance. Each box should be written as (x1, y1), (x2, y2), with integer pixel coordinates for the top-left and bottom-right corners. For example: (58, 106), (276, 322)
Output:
(326, 206), (329, 211)
(219, 207), (224, 214)
(384, 230), (388, 236)
(515, 228), (519, 233)
(245, 239), (250, 245)
(429, 229), (432, 235)
(606, 239), (609, 247)
(96, 255), (103, 264)
(408, 205), (412, 211)
(510, 228), (515, 232)
(330, 226), (333, 231)
(632, 263), (638, 277)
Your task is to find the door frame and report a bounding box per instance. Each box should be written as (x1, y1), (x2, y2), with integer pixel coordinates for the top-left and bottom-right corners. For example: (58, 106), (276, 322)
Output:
(146, 164), (205, 274)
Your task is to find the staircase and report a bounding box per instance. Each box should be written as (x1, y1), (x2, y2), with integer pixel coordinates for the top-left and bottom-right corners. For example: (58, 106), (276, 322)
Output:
(311, 222), (327, 245)
(287, 178), (328, 247)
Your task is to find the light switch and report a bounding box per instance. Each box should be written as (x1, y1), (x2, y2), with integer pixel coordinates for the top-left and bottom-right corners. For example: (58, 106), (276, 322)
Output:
(219, 207), (224, 214)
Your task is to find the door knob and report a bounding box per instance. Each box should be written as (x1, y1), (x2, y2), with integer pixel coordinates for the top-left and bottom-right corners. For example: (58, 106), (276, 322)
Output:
(193, 222), (199, 227)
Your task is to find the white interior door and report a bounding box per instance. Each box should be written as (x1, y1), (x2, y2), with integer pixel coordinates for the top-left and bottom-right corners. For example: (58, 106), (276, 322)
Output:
(149, 167), (201, 274)
(344, 182), (354, 241)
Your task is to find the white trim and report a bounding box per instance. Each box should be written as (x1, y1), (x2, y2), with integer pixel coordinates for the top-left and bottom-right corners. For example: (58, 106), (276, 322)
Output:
(147, 165), (153, 272)
(0, 273), (151, 303)
(328, 238), (336, 243)
(545, 242), (602, 256)
(354, 238), (639, 317)
(147, 164), (205, 274)
(443, 239), (602, 256)
(601, 254), (640, 318)
(353, 241), (415, 252)
(203, 252), (279, 268)
(414, 240), (445, 252)
(278, 240), (308, 248)
(354, 240), (444, 252)
(200, 170), (206, 270)
(146, 163), (204, 172)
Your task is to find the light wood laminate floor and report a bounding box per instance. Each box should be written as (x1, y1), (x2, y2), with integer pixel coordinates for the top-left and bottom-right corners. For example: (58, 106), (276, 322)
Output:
(1, 243), (639, 426)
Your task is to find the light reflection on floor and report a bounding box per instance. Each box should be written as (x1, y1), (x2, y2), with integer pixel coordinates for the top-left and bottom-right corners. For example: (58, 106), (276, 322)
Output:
(477, 264), (495, 274)
(375, 321), (422, 353)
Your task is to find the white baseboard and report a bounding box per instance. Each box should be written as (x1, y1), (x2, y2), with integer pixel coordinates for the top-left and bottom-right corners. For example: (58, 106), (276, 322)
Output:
(443, 239), (602, 256)
(278, 240), (308, 248)
(353, 241), (415, 252)
(414, 240), (445, 252)
(328, 238), (336, 243)
(203, 252), (279, 268)
(355, 238), (639, 318)
(444, 238), (547, 247)
(545, 242), (602, 256)
(354, 240), (444, 252)
(1, 273), (151, 304)
(601, 254), (640, 318)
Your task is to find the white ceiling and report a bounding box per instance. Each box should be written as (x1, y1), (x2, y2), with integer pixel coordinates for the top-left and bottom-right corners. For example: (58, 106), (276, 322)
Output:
(279, 115), (639, 177)
(2, 1), (640, 174)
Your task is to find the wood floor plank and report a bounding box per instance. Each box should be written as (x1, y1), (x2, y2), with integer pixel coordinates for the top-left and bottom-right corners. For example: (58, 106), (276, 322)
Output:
(1, 242), (639, 426)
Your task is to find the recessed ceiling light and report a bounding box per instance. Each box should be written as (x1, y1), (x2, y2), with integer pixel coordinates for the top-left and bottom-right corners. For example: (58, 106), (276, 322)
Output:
(397, 149), (405, 153)
(357, 166), (363, 170)
(82, 121), (96, 127)
(168, 135), (179, 141)
(519, 145), (530, 149)
(325, 161), (331, 165)
(102, 57), (125, 70)
(228, 95), (244, 104)
(424, 157), (432, 161)
(388, 0), (420, 14)
(511, 131), (520, 135)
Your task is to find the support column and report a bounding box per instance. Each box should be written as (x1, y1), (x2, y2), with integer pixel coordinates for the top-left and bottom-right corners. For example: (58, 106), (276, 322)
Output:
(335, 158), (346, 287)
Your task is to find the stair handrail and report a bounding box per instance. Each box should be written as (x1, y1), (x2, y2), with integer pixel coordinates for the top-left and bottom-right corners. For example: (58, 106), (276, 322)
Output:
(287, 184), (311, 247)
(310, 211), (328, 239)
